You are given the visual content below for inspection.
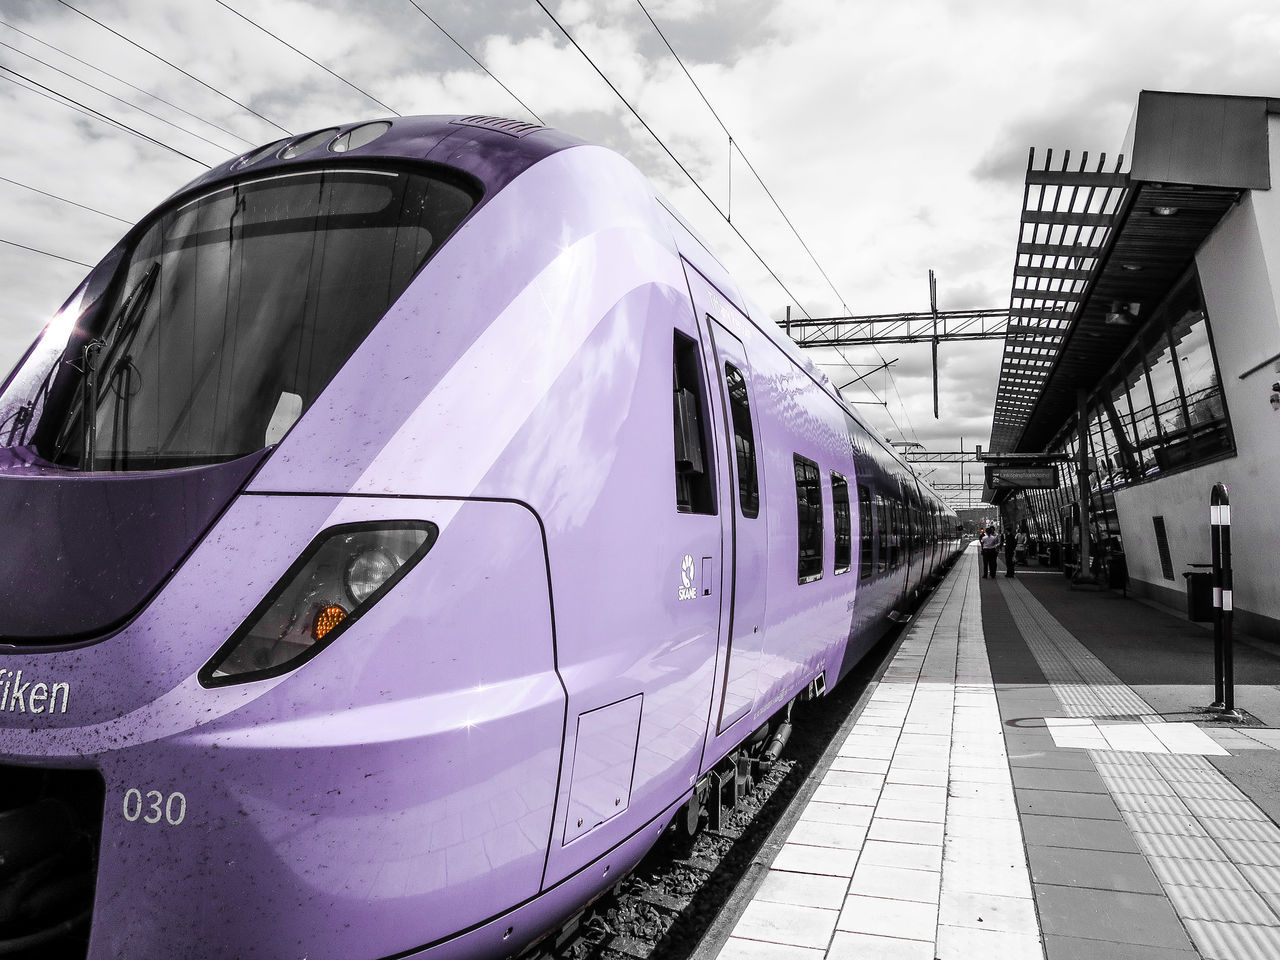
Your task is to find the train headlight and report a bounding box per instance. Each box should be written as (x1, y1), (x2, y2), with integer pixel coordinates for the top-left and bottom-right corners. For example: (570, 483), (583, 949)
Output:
(198, 521), (437, 687)
(345, 547), (402, 604)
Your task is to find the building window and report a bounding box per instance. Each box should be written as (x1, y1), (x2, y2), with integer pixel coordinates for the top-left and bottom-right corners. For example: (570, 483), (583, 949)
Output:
(673, 332), (715, 514)
(858, 484), (873, 578)
(1153, 515), (1175, 581)
(1089, 271), (1233, 486)
(794, 455), (823, 582)
(832, 472), (851, 574)
(724, 363), (760, 518)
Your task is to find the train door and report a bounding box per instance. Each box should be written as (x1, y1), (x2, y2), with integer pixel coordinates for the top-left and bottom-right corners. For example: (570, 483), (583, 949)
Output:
(684, 266), (769, 757)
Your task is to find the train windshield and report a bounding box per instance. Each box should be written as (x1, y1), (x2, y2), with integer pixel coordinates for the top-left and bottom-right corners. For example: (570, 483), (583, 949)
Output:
(0, 166), (474, 470)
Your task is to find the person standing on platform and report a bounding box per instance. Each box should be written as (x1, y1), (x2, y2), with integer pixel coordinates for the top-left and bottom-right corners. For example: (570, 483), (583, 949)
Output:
(980, 527), (999, 579)
(1004, 526), (1017, 578)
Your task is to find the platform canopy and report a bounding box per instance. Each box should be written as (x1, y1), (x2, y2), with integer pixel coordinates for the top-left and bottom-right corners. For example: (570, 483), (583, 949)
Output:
(989, 91), (1272, 457)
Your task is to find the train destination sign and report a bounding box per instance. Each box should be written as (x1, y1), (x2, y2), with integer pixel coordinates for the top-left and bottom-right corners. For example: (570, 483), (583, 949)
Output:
(985, 466), (1059, 489)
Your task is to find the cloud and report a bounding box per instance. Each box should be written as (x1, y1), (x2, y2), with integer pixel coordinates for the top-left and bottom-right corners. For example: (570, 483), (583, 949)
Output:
(5, 0), (1280, 491)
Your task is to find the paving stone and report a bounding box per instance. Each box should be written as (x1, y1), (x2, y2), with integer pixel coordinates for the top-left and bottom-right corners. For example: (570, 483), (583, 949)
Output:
(1026, 845), (1163, 894)
(1184, 918), (1280, 959)
(755, 870), (851, 910)
(933, 923), (1043, 959)
(1006, 749), (1097, 771)
(786, 820), (868, 852)
(1042, 934), (1199, 960)
(826, 931), (935, 960)
(717, 936), (826, 959)
(731, 899), (839, 950)
(867, 818), (944, 847)
(858, 839), (943, 873)
(1020, 814), (1141, 853)
(837, 894), (938, 941)
(1015, 787), (1123, 820)
(1147, 856), (1251, 890)
(847, 863), (940, 904)
(938, 888), (1038, 935)
(1011, 766), (1110, 793)
(1130, 831), (1228, 861)
(1033, 885), (1194, 950)
(1162, 883), (1280, 925)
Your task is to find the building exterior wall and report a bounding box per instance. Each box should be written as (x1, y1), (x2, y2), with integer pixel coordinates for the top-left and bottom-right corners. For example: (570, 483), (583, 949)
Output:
(1114, 121), (1280, 641)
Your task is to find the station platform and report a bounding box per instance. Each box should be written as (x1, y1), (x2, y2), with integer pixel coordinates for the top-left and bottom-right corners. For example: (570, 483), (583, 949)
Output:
(706, 545), (1280, 960)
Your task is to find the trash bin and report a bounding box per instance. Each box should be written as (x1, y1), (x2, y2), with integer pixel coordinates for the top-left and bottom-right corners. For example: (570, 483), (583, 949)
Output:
(1183, 568), (1213, 622)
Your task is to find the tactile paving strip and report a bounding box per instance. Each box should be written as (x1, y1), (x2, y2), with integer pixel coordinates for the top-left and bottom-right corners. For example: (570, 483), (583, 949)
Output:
(999, 579), (1280, 958)
(998, 581), (1157, 720)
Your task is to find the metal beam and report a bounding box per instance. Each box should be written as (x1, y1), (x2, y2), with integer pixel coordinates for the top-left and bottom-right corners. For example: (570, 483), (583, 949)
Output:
(902, 451), (981, 463)
(782, 308), (1010, 347)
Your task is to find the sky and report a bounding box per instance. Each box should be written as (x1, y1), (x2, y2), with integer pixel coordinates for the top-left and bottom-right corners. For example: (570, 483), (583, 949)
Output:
(3, 0), (1280, 503)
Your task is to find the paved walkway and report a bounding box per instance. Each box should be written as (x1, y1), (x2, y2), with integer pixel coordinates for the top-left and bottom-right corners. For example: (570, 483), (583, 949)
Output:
(711, 545), (1280, 960)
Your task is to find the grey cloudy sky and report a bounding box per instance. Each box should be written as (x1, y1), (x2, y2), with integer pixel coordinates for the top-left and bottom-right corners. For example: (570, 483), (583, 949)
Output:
(3, 0), (1280, 502)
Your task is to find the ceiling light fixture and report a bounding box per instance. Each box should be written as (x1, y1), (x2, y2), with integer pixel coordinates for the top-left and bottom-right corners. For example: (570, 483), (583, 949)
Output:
(1152, 205), (1179, 216)
(1105, 300), (1141, 326)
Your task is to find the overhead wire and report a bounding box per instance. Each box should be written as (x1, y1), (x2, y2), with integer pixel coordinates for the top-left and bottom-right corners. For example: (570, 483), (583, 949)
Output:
(52, 0), (291, 137)
(0, 175), (132, 224)
(531, 0), (812, 321)
(213, 1), (400, 117)
(633, 0), (916, 445)
(534, 0), (915, 442)
(0, 17), (257, 149)
(0, 65), (207, 165)
(0, 237), (92, 268)
(404, 0), (543, 124)
(634, 0), (846, 313)
(0, 40), (241, 156)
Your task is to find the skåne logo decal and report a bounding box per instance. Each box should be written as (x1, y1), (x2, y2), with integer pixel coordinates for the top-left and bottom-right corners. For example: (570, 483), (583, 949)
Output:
(679, 555), (697, 601)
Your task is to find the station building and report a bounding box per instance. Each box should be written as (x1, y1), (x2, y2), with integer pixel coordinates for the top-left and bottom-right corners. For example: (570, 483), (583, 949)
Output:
(989, 90), (1280, 643)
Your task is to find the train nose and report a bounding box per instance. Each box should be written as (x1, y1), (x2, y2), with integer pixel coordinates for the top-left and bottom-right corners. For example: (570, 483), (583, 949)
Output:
(0, 451), (264, 645)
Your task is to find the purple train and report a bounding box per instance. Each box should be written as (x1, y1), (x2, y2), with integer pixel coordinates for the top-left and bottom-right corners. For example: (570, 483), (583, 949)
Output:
(0, 116), (962, 959)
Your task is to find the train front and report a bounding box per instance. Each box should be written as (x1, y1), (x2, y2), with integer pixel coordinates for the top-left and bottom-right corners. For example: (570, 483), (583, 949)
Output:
(0, 117), (639, 959)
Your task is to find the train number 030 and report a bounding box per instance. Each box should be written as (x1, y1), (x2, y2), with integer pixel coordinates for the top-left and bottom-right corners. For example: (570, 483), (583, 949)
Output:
(122, 788), (187, 826)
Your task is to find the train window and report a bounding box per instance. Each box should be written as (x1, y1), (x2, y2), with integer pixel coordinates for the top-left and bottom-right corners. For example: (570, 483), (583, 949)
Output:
(889, 500), (902, 568)
(832, 473), (851, 575)
(331, 121), (392, 153)
(674, 332), (715, 514)
(858, 484), (873, 579)
(876, 493), (889, 573)
(7, 167), (476, 470)
(794, 454), (823, 582)
(279, 128), (340, 159)
(724, 363), (759, 518)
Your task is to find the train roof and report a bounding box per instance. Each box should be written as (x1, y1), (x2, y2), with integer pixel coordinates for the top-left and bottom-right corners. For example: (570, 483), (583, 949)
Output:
(176, 115), (588, 204)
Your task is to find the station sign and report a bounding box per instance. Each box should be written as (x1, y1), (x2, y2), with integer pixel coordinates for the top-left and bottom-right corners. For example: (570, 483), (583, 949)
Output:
(984, 466), (1059, 489)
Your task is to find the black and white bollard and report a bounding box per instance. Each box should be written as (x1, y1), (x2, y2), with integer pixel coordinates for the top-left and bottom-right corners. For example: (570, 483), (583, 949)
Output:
(1209, 482), (1243, 721)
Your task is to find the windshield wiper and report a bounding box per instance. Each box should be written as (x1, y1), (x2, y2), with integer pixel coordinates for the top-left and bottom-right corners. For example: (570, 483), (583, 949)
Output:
(80, 338), (104, 469)
(52, 262), (160, 469)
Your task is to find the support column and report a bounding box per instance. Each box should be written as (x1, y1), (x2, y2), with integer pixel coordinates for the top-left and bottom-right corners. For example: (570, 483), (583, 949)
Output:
(1076, 389), (1091, 580)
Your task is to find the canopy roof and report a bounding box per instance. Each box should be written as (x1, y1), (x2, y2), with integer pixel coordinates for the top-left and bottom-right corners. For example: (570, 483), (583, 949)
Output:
(989, 91), (1273, 455)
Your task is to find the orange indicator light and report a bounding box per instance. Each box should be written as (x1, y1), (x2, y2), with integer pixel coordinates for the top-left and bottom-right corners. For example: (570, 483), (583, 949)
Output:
(312, 604), (348, 640)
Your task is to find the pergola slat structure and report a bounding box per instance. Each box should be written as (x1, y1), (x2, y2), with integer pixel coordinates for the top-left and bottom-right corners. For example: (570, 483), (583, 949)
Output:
(988, 148), (1130, 453)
